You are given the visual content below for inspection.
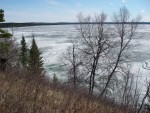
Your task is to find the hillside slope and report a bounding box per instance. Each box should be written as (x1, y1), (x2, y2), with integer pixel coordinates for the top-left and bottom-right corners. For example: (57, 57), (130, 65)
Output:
(0, 71), (139, 113)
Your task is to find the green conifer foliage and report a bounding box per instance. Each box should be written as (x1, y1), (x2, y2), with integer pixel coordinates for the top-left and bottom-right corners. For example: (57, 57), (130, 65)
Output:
(0, 9), (5, 22)
(0, 9), (12, 38)
(0, 9), (11, 71)
(53, 74), (59, 85)
(20, 35), (29, 66)
(29, 36), (44, 75)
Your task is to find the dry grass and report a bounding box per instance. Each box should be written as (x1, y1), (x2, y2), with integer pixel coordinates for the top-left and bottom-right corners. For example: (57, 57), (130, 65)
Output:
(0, 72), (138, 113)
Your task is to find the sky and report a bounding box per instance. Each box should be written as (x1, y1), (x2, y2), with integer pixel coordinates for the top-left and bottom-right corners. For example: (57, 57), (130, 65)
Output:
(0, 0), (150, 22)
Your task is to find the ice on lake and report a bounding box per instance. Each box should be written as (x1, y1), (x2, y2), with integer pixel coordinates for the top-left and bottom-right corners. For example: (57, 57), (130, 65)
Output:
(4, 25), (150, 85)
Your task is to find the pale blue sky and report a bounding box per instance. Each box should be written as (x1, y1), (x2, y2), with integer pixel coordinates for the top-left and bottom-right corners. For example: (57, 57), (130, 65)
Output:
(0, 0), (150, 22)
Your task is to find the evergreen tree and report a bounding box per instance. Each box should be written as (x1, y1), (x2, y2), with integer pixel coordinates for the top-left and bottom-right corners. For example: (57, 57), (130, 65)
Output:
(29, 36), (43, 75)
(20, 35), (29, 66)
(0, 9), (12, 38)
(53, 74), (59, 85)
(0, 9), (5, 22)
(0, 9), (12, 71)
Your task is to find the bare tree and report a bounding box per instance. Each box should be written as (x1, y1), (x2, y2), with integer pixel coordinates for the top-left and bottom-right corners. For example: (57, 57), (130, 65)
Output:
(119, 65), (141, 111)
(61, 42), (83, 88)
(62, 7), (141, 99)
(100, 7), (141, 96)
(0, 38), (19, 71)
(146, 90), (150, 112)
(76, 12), (110, 94)
(137, 82), (150, 113)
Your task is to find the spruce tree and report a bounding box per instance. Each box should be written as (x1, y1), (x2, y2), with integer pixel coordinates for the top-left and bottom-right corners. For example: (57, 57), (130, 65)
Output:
(0, 9), (5, 22)
(0, 9), (12, 38)
(53, 74), (59, 84)
(29, 37), (43, 75)
(20, 35), (29, 67)
(0, 9), (12, 71)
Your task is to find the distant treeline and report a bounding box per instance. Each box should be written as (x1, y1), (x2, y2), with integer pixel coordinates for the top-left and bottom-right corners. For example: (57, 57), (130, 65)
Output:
(0, 22), (150, 28)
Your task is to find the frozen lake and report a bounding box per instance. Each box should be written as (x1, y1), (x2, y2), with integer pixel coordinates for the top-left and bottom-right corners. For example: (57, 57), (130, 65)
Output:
(4, 25), (150, 84)
(8, 25), (78, 77)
